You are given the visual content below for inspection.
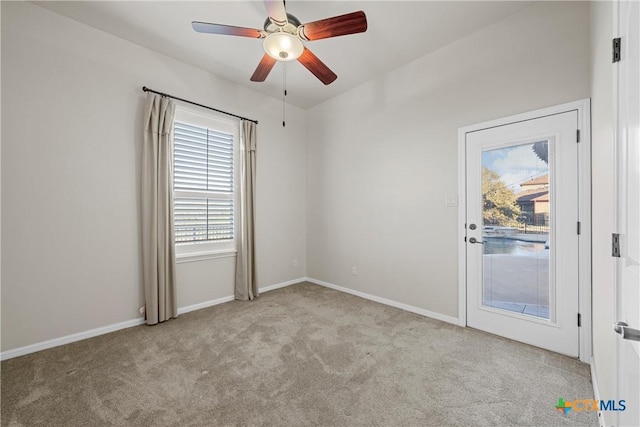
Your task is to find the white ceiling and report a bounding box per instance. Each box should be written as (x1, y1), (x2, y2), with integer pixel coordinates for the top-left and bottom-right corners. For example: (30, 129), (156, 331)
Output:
(34, 1), (534, 109)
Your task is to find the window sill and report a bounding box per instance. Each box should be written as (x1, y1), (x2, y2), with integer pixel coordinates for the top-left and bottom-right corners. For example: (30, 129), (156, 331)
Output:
(176, 249), (237, 264)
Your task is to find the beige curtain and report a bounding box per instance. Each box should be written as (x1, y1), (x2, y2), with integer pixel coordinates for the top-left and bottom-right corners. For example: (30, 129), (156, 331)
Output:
(141, 92), (178, 324)
(235, 120), (258, 300)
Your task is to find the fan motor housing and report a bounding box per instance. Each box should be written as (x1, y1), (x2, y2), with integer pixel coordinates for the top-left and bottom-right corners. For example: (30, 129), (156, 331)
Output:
(264, 13), (301, 34)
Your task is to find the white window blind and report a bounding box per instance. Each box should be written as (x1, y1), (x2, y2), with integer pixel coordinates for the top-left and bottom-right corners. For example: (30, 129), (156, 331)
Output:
(174, 120), (235, 246)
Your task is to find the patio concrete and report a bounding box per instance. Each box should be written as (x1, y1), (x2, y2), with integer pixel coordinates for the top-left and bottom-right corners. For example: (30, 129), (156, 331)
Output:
(483, 253), (550, 318)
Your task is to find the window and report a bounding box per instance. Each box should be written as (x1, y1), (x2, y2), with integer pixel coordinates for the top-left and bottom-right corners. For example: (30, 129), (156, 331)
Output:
(173, 107), (239, 258)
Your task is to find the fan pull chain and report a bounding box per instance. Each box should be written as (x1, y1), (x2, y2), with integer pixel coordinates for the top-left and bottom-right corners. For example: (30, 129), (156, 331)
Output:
(282, 64), (287, 127)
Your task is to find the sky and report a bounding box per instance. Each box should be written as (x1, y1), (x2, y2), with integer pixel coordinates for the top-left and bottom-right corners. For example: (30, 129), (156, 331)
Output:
(482, 141), (549, 192)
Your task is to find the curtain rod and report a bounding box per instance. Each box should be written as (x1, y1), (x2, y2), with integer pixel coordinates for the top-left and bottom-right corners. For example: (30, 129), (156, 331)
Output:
(142, 86), (258, 124)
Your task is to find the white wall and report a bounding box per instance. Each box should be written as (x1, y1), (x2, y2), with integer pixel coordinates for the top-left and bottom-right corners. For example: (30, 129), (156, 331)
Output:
(590, 1), (616, 425)
(306, 1), (591, 318)
(0, 2), (3, 351)
(1, 1), (307, 352)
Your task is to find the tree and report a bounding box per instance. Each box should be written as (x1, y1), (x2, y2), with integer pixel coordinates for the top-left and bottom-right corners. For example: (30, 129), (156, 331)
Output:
(482, 168), (521, 226)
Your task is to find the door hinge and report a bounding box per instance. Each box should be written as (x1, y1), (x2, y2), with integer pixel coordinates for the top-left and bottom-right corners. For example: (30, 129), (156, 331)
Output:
(577, 221), (581, 235)
(613, 37), (621, 63)
(578, 313), (582, 327)
(612, 233), (621, 257)
(576, 129), (581, 143)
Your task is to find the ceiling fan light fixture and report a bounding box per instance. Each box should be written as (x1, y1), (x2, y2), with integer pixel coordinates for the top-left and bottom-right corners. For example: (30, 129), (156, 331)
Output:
(263, 32), (303, 61)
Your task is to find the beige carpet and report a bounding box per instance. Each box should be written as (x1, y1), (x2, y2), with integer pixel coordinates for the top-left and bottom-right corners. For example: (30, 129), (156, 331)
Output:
(1, 282), (596, 426)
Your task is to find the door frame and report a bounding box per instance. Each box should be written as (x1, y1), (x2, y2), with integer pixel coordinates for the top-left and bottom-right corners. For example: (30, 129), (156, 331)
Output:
(612, 1), (640, 425)
(457, 99), (592, 363)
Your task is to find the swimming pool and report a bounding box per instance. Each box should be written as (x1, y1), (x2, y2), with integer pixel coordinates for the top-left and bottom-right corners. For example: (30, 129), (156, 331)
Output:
(483, 237), (548, 256)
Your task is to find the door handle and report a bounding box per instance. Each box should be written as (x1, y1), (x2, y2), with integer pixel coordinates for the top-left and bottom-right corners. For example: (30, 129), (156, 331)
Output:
(614, 321), (640, 342)
(469, 237), (485, 244)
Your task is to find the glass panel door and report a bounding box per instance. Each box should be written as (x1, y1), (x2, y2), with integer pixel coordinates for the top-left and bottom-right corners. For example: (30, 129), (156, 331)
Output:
(465, 109), (580, 357)
(481, 140), (552, 320)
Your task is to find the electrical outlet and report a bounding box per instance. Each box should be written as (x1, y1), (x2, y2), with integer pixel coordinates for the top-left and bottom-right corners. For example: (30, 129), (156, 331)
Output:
(351, 266), (358, 276)
(138, 306), (145, 315)
(293, 258), (298, 267)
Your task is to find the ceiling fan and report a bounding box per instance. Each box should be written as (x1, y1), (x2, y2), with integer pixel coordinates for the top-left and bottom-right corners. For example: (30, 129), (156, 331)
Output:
(192, 0), (368, 85)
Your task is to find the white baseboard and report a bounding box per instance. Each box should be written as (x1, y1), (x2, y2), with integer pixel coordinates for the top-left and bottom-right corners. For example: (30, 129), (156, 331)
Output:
(590, 361), (606, 427)
(259, 277), (306, 293)
(1, 277), (304, 361)
(178, 277), (306, 315)
(1, 277), (457, 360)
(306, 277), (459, 325)
(0, 318), (146, 361)
(177, 295), (236, 315)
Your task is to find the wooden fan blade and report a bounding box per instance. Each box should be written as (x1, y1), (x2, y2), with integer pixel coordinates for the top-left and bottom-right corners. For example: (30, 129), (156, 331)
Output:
(192, 21), (263, 38)
(297, 47), (337, 85)
(250, 54), (277, 82)
(263, 0), (288, 27)
(299, 11), (367, 41)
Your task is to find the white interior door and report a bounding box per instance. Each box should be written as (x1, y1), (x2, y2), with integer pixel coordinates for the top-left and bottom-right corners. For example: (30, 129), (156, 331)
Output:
(464, 110), (580, 357)
(614, 1), (640, 425)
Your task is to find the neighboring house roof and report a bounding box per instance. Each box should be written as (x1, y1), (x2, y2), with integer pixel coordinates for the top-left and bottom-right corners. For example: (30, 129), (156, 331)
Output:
(517, 189), (549, 203)
(521, 174), (549, 187)
(530, 193), (549, 202)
